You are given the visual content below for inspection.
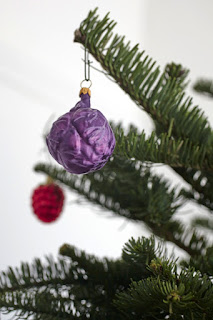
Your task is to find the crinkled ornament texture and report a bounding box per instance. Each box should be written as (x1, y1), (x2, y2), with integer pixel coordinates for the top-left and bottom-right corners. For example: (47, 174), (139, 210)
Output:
(46, 92), (115, 174)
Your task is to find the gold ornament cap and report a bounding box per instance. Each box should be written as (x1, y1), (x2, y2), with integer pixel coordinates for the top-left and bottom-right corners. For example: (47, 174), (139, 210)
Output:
(46, 176), (54, 185)
(79, 87), (91, 97)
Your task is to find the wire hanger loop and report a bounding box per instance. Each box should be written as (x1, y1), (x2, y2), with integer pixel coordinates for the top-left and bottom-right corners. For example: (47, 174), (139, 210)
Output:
(80, 37), (92, 88)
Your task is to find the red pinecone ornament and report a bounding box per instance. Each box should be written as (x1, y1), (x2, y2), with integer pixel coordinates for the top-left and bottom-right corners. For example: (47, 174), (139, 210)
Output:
(32, 183), (64, 223)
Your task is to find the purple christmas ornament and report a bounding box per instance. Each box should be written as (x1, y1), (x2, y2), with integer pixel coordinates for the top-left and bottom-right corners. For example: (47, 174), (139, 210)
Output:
(46, 88), (116, 174)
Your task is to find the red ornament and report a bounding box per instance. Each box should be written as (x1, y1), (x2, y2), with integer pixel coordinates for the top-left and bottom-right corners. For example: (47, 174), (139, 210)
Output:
(32, 183), (64, 223)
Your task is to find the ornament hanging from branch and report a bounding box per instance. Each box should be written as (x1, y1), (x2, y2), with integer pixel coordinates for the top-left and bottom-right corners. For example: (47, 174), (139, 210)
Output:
(31, 178), (64, 223)
(46, 43), (115, 174)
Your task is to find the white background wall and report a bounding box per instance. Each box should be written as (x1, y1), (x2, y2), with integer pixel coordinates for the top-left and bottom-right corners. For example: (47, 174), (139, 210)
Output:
(0, 0), (213, 318)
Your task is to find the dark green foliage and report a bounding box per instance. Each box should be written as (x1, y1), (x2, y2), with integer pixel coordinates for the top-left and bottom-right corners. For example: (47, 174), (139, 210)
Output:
(113, 123), (212, 170)
(34, 133), (209, 258)
(75, 8), (213, 148)
(122, 237), (157, 269)
(34, 154), (182, 226)
(0, 248), (124, 319)
(164, 62), (189, 90)
(35, 160), (200, 257)
(193, 79), (213, 98)
(178, 168), (213, 211)
(0, 237), (159, 319)
(1, 7), (213, 320)
(181, 245), (213, 276)
(115, 267), (213, 319)
(1, 237), (213, 319)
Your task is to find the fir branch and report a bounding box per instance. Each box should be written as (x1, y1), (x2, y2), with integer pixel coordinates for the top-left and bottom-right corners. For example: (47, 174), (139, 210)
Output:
(0, 289), (93, 320)
(150, 220), (208, 257)
(0, 256), (81, 293)
(74, 8), (212, 148)
(121, 236), (177, 282)
(0, 254), (125, 319)
(114, 267), (213, 319)
(176, 168), (213, 211)
(181, 244), (213, 276)
(193, 79), (213, 98)
(60, 237), (157, 282)
(34, 160), (181, 225)
(59, 243), (134, 288)
(113, 123), (213, 171)
(164, 62), (189, 90)
(122, 236), (157, 268)
(34, 163), (208, 257)
(0, 237), (166, 320)
(1, 235), (212, 319)
(192, 217), (213, 230)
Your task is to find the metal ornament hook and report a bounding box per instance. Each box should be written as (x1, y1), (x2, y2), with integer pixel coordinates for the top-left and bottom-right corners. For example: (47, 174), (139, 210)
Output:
(80, 39), (92, 88)
(80, 79), (92, 88)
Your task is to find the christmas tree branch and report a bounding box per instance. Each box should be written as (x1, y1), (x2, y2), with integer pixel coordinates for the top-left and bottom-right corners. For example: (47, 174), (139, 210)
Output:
(192, 217), (213, 230)
(0, 290), (89, 320)
(0, 256), (83, 293)
(150, 221), (208, 257)
(34, 162), (210, 258)
(114, 267), (213, 319)
(175, 167), (213, 211)
(193, 79), (213, 98)
(34, 160), (181, 225)
(0, 237), (165, 320)
(0, 255), (125, 319)
(112, 123), (213, 210)
(74, 8), (212, 149)
(1, 235), (213, 319)
(181, 243), (213, 276)
(113, 123), (213, 171)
